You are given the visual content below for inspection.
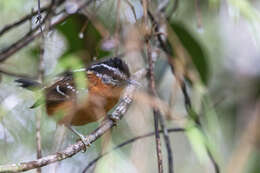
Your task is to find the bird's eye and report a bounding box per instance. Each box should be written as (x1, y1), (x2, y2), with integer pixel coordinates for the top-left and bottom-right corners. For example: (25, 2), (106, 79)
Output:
(116, 59), (123, 68)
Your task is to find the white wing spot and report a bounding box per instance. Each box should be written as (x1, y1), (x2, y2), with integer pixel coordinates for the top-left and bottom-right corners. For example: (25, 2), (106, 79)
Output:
(56, 85), (69, 97)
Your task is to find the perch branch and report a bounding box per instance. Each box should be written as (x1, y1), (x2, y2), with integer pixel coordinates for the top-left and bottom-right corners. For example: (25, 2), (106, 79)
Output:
(0, 69), (146, 173)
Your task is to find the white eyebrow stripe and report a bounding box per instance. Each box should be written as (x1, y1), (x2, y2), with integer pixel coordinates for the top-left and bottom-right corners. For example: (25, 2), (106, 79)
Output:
(91, 64), (119, 72)
(91, 64), (126, 78)
(56, 85), (69, 97)
(72, 68), (86, 72)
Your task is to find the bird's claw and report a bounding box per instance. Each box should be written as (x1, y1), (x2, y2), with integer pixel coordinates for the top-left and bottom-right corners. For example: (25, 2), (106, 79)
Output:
(77, 134), (91, 153)
(110, 115), (120, 126)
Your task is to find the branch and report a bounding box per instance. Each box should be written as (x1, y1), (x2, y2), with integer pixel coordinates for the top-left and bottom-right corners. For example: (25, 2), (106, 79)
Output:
(194, 0), (203, 30)
(146, 39), (164, 173)
(0, 69), (146, 173)
(0, 0), (65, 37)
(36, 110), (42, 173)
(82, 128), (185, 173)
(0, 7), (48, 37)
(147, 9), (220, 173)
(159, 115), (174, 173)
(35, 22), (46, 173)
(0, 0), (55, 62)
(0, 0), (93, 62)
(0, 69), (33, 78)
(165, 0), (179, 20)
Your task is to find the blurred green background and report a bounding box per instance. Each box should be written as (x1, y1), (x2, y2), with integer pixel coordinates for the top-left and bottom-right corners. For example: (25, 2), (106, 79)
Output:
(0, 0), (260, 173)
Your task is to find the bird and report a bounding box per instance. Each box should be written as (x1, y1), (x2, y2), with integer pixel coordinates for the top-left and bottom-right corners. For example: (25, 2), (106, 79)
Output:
(15, 57), (131, 150)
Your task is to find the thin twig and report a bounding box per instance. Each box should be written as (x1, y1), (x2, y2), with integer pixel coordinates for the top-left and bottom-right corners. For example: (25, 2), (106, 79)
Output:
(181, 76), (219, 173)
(0, 0), (65, 37)
(142, 0), (148, 26)
(35, 30), (45, 173)
(38, 31), (45, 82)
(114, 0), (121, 55)
(29, 8), (34, 32)
(166, 0), (179, 20)
(36, 110), (42, 173)
(124, 0), (137, 21)
(158, 0), (169, 13)
(0, 7), (48, 37)
(0, 69), (146, 173)
(0, 0), (93, 62)
(194, 0), (203, 30)
(146, 40), (164, 173)
(82, 128), (185, 173)
(147, 10), (175, 73)
(0, 0), (54, 62)
(0, 69), (33, 78)
(158, 115), (174, 173)
(147, 9), (220, 173)
(225, 101), (260, 173)
(36, 0), (44, 36)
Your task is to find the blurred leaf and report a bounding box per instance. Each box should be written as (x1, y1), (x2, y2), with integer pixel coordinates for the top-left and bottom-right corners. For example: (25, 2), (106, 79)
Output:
(186, 121), (208, 163)
(83, 22), (110, 58)
(202, 96), (221, 139)
(56, 53), (86, 87)
(30, 97), (44, 109)
(254, 79), (260, 99)
(56, 14), (86, 54)
(28, 46), (40, 60)
(57, 54), (84, 71)
(228, 0), (260, 22)
(228, 0), (260, 44)
(208, 0), (220, 8)
(95, 142), (137, 173)
(0, 0), (24, 10)
(186, 106), (220, 164)
(0, 106), (8, 122)
(245, 150), (260, 173)
(170, 22), (209, 85)
(56, 54), (88, 101)
(30, 89), (45, 109)
(56, 14), (109, 63)
(73, 70), (87, 90)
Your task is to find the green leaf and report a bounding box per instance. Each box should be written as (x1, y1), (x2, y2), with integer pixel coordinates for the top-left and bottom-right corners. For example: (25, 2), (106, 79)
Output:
(56, 54), (88, 101)
(30, 90), (45, 108)
(56, 14), (86, 54)
(170, 22), (209, 85)
(56, 14), (109, 61)
(186, 121), (208, 163)
(57, 54), (85, 71)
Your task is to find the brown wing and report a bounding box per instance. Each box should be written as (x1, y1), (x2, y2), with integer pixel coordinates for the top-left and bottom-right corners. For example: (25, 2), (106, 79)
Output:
(45, 71), (123, 126)
(45, 74), (76, 115)
(68, 71), (123, 126)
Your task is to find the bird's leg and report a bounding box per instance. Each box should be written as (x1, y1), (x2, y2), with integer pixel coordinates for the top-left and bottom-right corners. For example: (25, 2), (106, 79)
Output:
(66, 125), (91, 152)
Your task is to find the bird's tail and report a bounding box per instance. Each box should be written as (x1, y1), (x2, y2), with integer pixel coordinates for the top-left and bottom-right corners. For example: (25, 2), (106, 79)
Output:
(15, 78), (41, 90)
(15, 78), (44, 108)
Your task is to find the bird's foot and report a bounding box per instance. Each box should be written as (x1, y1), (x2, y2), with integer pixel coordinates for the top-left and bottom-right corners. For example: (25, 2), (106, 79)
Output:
(77, 134), (91, 153)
